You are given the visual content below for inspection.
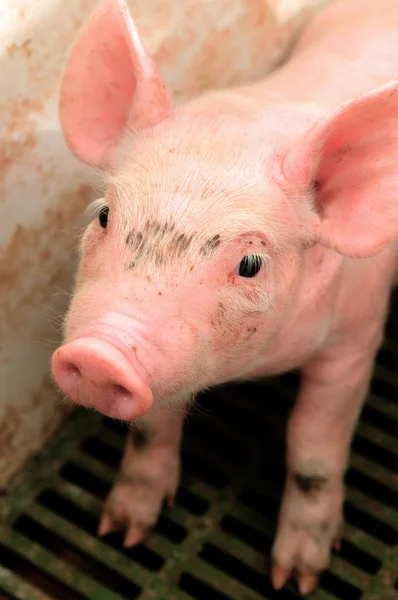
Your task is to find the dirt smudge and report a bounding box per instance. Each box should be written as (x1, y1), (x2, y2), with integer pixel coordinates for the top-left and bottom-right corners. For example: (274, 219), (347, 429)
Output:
(0, 184), (93, 337)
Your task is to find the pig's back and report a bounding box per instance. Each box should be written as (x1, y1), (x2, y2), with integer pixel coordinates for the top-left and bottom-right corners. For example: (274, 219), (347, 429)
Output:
(259, 0), (398, 109)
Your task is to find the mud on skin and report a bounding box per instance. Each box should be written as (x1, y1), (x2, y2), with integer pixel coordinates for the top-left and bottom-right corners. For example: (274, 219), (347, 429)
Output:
(294, 473), (329, 495)
(126, 220), (195, 267)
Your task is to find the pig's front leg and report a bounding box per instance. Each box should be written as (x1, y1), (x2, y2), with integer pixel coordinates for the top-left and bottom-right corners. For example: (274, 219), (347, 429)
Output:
(271, 348), (377, 595)
(98, 410), (184, 547)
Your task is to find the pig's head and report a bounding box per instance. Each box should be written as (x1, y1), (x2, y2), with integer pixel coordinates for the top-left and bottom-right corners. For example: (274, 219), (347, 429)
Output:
(52, 0), (398, 421)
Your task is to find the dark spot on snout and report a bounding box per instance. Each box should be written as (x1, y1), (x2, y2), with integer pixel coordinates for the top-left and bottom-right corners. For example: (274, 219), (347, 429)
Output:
(200, 234), (221, 255)
(294, 473), (329, 494)
(130, 424), (151, 451)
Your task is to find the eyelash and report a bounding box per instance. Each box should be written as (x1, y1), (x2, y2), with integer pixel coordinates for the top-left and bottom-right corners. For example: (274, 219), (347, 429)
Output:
(98, 206), (109, 228)
(236, 255), (263, 278)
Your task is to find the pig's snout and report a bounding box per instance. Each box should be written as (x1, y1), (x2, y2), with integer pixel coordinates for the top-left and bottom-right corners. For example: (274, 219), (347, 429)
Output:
(52, 338), (153, 421)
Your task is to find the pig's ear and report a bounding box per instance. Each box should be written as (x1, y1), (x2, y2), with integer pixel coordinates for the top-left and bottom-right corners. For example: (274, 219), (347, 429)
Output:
(59, 0), (173, 167)
(285, 81), (398, 258)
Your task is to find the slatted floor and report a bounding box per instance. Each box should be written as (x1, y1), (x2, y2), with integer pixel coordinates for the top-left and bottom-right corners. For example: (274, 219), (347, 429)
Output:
(0, 309), (397, 599)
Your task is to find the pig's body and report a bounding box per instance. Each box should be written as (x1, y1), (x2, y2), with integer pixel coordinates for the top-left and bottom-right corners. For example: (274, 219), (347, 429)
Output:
(52, 0), (398, 594)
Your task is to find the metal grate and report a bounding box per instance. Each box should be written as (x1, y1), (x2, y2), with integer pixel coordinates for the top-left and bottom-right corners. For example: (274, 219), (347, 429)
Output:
(1, 308), (397, 600)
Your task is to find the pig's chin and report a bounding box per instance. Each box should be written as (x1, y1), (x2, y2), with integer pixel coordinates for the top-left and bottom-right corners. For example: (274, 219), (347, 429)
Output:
(51, 312), (203, 422)
(143, 388), (198, 419)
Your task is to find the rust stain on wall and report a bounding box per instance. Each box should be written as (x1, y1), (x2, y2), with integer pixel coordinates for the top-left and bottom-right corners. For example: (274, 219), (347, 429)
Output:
(0, 406), (22, 454)
(0, 183), (92, 488)
(0, 184), (93, 338)
(188, 1), (277, 94)
(7, 38), (33, 58)
(0, 97), (42, 200)
(0, 374), (73, 489)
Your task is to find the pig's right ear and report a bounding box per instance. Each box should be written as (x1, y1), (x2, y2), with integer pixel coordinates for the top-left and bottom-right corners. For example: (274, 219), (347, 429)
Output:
(59, 0), (173, 167)
(283, 80), (398, 258)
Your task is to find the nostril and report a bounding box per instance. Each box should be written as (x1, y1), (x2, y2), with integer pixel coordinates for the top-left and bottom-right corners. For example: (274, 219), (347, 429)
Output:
(112, 384), (133, 399)
(65, 363), (81, 379)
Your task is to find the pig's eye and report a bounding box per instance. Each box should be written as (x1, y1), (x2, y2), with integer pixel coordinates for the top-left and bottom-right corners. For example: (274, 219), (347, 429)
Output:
(238, 255), (262, 278)
(99, 206), (109, 228)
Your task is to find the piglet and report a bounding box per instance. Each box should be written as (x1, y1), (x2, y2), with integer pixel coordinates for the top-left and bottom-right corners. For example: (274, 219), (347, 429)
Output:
(52, 0), (398, 593)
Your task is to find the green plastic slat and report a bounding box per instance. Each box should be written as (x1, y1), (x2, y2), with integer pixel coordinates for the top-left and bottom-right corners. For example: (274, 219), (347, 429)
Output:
(309, 587), (343, 600)
(185, 558), (264, 600)
(53, 477), (102, 508)
(226, 501), (276, 536)
(383, 337), (398, 355)
(0, 565), (53, 600)
(71, 451), (117, 484)
(374, 363), (398, 387)
(367, 395), (398, 420)
(355, 423), (398, 455)
(343, 523), (389, 557)
(350, 453), (397, 488)
(326, 553), (372, 595)
(346, 486), (397, 527)
(206, 531), (269, 573)
(0, 528), (125, 600)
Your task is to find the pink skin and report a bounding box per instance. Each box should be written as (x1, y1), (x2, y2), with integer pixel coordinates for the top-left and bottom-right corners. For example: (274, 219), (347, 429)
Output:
(52, 0), (398, 594)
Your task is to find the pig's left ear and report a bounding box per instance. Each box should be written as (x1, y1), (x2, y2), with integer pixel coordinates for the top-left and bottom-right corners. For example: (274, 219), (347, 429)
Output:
(285, 81), (398, 258)
(59, 0), (173, 167)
